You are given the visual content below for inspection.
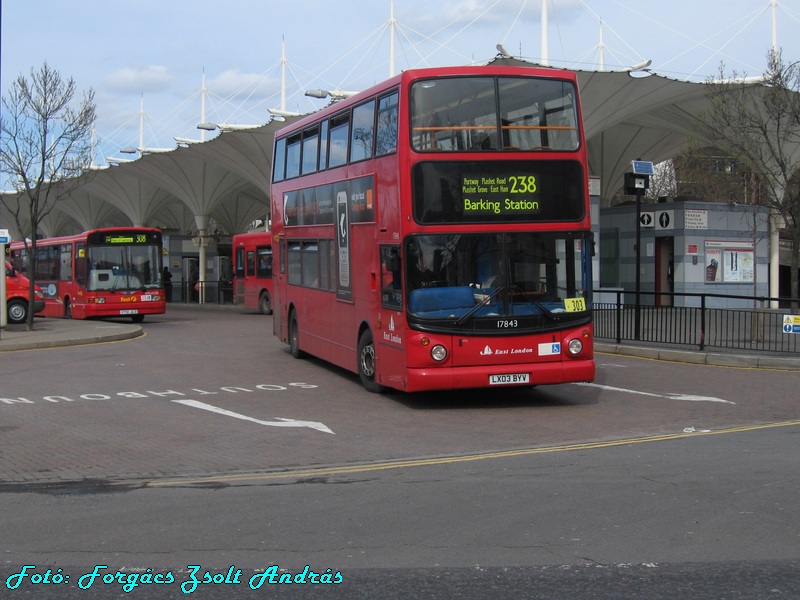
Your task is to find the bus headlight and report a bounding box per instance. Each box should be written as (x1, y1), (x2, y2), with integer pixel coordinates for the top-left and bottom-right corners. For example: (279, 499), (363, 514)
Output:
(567, 338), (583, 355)
(430, 345), (447, 362)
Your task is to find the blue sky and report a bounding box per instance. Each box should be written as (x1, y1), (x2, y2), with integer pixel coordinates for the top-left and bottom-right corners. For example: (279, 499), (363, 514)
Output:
(2, 0), (799, 167)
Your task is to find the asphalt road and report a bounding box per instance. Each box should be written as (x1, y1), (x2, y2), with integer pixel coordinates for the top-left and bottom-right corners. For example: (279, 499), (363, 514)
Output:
(1, 305), (799, 598)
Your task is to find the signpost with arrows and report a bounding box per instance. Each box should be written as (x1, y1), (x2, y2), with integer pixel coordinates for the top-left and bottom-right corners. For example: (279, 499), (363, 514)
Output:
(624, 160), (653, 340)
(0, 228), (10, 336)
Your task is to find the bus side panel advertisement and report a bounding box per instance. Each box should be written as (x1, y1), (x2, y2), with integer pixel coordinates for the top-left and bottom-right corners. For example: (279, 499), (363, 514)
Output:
(336, 187), (351, 300)
(333, 176), (376, 302)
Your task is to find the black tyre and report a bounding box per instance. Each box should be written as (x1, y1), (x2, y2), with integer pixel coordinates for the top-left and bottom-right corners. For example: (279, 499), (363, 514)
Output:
(259, 291), (272, 315)
(357, 329), (384, 393)
(64, 299), (72, 319)
(131, 314), (145, 323)
(289, 311), (304, 358)
(7, 299), (28, 324)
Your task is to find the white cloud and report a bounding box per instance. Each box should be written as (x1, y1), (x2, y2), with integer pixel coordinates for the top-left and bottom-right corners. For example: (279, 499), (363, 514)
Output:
(402, 0), (583, 32)
(207, 69), (279, 100)
(105, 65), (175, 93)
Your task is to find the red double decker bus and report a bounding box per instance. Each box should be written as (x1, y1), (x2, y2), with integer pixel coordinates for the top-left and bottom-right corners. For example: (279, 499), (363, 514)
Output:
(9, 227), (166, 322)
(232, 231), (274, 314)
(270, 65), (595, 393)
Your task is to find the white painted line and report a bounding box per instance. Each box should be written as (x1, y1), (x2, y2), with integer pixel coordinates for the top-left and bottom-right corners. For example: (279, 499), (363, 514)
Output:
(573, 382), (735, 404)
(173, 399), (335, 434)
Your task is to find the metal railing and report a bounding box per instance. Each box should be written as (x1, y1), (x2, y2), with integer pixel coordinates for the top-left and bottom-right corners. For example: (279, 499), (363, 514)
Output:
(168, 280), (234, 305)
(593, 290), (800, 354)
(163, 281), (799, 354)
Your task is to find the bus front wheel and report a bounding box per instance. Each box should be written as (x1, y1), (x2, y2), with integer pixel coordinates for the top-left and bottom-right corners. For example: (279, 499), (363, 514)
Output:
(7, 299), (28, 324)
(358, 329), (384, 394)
(63, 299), (72, 319)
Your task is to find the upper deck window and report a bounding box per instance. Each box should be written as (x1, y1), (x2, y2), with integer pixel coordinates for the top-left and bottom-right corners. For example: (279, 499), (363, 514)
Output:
(350, 100), (375, 163)
(301, 126), (319, 175)
(319, 120), (329, 169)
(410, 76), (579, 152)
(273, 137), (286, 182)
(376, 91), (399, 156)
(328, 112), (350, 168)
(285, 133), (302, 179)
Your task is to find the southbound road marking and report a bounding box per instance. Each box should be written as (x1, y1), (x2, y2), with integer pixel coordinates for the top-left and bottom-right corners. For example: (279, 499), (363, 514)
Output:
(573, 382), (735, 404)
(173, 399), (334, 434)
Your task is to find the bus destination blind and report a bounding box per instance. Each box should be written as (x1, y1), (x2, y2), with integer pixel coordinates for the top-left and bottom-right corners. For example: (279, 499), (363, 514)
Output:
(462, 174), (540, 217)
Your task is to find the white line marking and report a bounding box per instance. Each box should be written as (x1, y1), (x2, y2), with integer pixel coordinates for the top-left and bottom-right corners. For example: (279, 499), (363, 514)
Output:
(173, 399), (335, 434)
(573, 382), (734, 404)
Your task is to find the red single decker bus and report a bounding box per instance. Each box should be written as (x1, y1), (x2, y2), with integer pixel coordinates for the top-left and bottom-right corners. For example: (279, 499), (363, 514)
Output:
(232, 231), (274, 314)
(270, 64), (595, 393)
(9, 227), (166, 322)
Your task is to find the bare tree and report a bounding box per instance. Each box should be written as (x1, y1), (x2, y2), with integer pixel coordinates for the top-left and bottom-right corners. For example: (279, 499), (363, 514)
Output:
(0, 62), (96, 329)
(647, 159), (678, 201)
(696, 50), (800, 308)
(673, 144), (765, 204)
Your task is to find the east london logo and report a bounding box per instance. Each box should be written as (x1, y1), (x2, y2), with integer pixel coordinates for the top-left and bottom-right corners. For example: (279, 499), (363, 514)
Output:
(480, 344), (536, 356)
(383, 316), (402, 344)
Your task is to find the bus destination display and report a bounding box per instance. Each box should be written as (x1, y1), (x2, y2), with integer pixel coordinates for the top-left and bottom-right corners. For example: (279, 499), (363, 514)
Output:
(99, 232), (155, 245)
(462, 174), (540, 217)
(412, 160), (585, 224)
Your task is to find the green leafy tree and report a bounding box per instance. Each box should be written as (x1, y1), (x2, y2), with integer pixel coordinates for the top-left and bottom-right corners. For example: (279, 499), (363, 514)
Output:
(0, 62), (96, 329)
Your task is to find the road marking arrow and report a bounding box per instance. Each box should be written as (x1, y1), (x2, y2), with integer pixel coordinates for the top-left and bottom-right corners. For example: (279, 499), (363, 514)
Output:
(173, 399), (335, 434)
(573, 383), (734, 404)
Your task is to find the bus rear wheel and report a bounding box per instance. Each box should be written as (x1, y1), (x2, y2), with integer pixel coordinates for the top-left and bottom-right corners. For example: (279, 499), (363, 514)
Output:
(63, 299), (72, 319)
(289, 311), (304, 358)
(259, 291), (272, 315)
(358, 329), (384, 393)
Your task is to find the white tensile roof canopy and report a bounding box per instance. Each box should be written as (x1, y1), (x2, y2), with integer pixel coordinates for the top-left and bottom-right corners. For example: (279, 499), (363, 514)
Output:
(0, 56), (754, 238)
(491, 56), (716, 204)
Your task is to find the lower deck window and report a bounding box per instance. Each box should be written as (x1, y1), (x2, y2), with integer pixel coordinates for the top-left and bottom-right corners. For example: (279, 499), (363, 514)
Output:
(287, 239), (335, 291)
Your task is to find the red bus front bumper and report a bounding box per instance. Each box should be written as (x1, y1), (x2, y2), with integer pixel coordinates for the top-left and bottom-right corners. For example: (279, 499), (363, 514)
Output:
(402, 358), (595, 392)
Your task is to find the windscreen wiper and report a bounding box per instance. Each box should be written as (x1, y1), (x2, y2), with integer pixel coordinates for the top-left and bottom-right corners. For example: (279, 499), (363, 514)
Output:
(455, 286), (504, 325)
(510, 285), (561, 321)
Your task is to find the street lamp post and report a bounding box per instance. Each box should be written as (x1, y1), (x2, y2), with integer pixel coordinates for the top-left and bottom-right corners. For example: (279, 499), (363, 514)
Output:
(0, 229), (8, 335)
(304, 89), (357, 101)
(624, 160), (653, 341)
